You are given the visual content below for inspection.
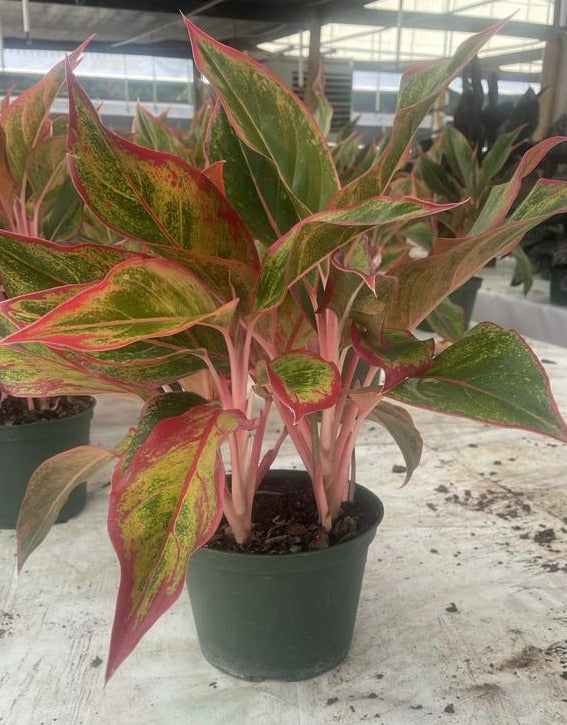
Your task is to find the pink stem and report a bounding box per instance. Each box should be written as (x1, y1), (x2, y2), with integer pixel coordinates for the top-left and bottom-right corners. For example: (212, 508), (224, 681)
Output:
(256, 427), (288, 491)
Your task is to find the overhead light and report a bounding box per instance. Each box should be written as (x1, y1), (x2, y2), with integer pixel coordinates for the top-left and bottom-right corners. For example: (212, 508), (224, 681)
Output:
(22, 0), (31, 41)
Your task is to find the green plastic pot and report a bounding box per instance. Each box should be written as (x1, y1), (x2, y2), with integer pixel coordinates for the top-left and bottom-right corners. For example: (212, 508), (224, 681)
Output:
(186, 470), (384, 681)
(0, 399), (95, 529)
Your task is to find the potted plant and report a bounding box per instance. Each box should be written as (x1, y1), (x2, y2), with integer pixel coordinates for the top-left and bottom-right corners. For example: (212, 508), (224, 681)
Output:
(0, 42), (96, 528)
(2, 17), (567, 683)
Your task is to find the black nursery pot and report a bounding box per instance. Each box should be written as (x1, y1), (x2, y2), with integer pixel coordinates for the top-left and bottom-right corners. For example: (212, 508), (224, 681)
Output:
(186, 470), (384, 681)
(550, 266), (567, 306)
(0, 400), (95, 529)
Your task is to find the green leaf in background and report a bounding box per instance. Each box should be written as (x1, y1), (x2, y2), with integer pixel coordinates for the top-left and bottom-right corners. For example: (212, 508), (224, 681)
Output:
(442, 125), (476, 193)
(424, 297), (466, 341)
(67, 67), (258, 269)
(335, 20), (506, 206)
(133, 103), (193, 162)
(389, 322), (567, 440)
(310, 68), (333, 137)
(40, 174), (84, 241)
(367, 401), (423, 485)
(26, 134), (67, 204)
(512, 245), (534, 296)
(480, 127), (520, 185)
(185, 17), (340, 214)
(419, 153), (461, 199)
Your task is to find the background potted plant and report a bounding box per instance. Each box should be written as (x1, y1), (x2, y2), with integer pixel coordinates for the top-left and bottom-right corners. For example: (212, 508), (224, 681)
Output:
(1, 17), (567, 683)
(0, 42), (96, 528)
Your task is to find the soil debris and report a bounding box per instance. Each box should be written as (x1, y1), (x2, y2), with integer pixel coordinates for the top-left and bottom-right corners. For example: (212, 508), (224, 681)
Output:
(534, 528), (556, 545)
(207, 474), (375, 554)
(445, 602), (459, 613)
(498, 645), (541, 670)
(0, 396), (92, 426)
(444, 703), (455, 714)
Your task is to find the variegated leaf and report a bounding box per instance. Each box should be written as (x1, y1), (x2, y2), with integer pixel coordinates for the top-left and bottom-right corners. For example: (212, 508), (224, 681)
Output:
(118, 392), (207, 471)
(335, 21), (506, 205)
(266, 351), (341, 421)
(67, 67), (258, 270)
(352, 327), (434, 391)
(106, 402), (245, 679)
(208, 105), (300, 242)
(256, 197), (461, 311)
(0, 283), (90, 326)
(469, 137), (567, 234)
(148, 244), (257, 314)
(385, 179), (567, 329)
(0, 230), (141, 296)
(185, 18), (339, 214)
(0, 126), (16, 227)
(17, 443), (118, 569)
(389, 323), (567, 440)
(0, 311), (139, 397)
(0, 39), (89, 185)
(67, 342), (209, 390)
(133, 103), (193, 162)
(3, 257), (238, 351)
(254, 292), (317, 359)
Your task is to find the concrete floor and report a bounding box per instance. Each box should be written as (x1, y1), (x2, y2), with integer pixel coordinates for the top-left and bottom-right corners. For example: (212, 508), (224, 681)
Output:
(1, 340), (567, 724)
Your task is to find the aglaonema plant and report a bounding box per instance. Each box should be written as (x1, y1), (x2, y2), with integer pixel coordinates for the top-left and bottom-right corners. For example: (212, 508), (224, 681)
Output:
(0, 42), (90, 418)
(1, 17), (567, 681)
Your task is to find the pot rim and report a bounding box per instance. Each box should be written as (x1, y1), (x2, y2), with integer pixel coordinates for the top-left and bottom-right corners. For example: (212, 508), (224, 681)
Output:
(191, 474), (384, 568)
(0, 397), (96, 442)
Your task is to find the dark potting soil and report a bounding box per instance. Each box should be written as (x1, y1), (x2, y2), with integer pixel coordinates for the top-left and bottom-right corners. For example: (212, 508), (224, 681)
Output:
(207, 474), (375, 555)
(0, 396), (92, 426)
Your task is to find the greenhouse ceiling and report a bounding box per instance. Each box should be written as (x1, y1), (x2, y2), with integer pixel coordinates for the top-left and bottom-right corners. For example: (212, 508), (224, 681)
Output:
(0, 0), (560, 80)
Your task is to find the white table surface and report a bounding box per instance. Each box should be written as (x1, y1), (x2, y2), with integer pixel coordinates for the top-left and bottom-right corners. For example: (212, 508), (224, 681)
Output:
(2, 340), (567, 725)
(473, 258), (567, 349)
